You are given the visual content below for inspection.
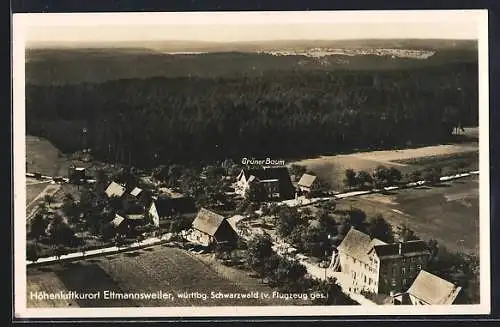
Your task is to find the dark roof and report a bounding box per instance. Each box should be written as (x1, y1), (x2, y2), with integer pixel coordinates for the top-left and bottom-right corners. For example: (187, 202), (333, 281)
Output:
(192, 208), (226, 236)
(407, 270), (462, 305)
(337, 228), (386, 263)
(124, 202), (145, 215)
(152, 196), (197, 217)
(298, 173), (317, 188)
(372, 240), (430, 258)
(239, 167), (295, 199)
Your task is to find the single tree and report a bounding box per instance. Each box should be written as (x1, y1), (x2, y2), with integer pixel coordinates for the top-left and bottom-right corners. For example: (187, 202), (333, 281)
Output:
(302, 224), (330, 258)
(311, 277), (356, 305)
(26, 243), (40, 262)
(46, 214), (76, 246)
(422, 167), (442, 185)
(246, 234), (274, 277)
(273, 257), (308, 292)
(388, 167), (402, 184)
(347, 208), (367, 232)
(408, 170), (423, 183)
(373, 165), (390, 189)
(43, 194), (55, 207)
(245, 182), (268, 203)
(29, 212), (48, 240)
(344, 169), (357, 190)
(289, 164), (307, 182)
(399, 225), (419, 242)
(367, 214), (394, 243)
(276, 207), (302, 237)
(355, 170), (373, 189)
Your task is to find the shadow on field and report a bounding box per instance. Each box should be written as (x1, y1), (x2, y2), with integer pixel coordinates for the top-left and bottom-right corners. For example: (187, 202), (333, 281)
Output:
(87, 259), (101, 263)
(143, 248), (155, 252)
(61, 261), (82, 269)
(56, 263), (136, 307)
(379, 190), (398, 195)
(37, 267), (53, 273)
(124, 251), (141, 257)
(433, 183), (452, 188)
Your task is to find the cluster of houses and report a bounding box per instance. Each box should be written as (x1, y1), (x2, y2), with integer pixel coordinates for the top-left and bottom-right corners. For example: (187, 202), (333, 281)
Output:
(74, 164), (462, 306)
(335, 227), (463, 305)
(91, 165), (323, 247)
(101, 178), (240, 248)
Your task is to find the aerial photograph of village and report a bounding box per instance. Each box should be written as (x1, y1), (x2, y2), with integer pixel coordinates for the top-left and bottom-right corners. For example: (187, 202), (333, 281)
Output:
(20, 12), (484, 312)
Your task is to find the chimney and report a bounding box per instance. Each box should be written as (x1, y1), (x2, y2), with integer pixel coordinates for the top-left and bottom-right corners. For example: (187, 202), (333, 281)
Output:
(398, 242), (403, 255)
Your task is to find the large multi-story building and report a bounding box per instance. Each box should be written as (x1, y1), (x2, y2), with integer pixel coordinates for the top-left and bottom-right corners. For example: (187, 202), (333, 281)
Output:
(337, 227), (431, 295)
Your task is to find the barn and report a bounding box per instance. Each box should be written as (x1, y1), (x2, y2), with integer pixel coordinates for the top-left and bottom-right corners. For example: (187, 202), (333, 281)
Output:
(189, 208), (238, 248)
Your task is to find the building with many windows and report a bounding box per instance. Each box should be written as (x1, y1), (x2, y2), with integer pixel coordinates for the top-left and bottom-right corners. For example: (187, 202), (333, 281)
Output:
(337, 227), (431, 295)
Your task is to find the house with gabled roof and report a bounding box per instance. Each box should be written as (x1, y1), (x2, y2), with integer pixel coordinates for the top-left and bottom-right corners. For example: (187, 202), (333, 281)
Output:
(148, 195), (197, 227)
(297, 173), (322, 195)
(235, 167), (295, 200)
(337, 227), (430, 295)
(189, 208), (238, 247)
(392, 270), (462, 305)
(105, 181), (127, 199)
(130, 187), (143, 198)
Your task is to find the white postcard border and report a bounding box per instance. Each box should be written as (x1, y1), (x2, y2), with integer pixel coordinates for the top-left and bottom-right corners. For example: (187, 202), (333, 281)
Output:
(13, 9), (491, 318)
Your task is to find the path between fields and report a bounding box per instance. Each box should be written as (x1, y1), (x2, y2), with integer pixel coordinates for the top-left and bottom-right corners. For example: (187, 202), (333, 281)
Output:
(26, 184), (62, 221)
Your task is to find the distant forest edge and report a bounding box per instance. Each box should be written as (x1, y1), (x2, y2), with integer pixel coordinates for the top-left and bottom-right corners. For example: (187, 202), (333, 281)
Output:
(26, 59), (478, 168)
(25, 46), (477, 85)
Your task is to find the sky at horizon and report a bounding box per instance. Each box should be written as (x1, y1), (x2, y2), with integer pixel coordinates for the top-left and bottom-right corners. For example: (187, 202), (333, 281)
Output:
(16, 11), (483, 46)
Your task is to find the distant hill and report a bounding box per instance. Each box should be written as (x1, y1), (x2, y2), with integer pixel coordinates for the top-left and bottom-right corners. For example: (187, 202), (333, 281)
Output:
(28, 38), (478, 52)
(25, 39), (477, 85)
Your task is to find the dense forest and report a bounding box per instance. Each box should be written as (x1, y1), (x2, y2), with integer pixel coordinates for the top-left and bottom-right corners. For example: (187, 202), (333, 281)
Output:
(26, 61), (478, 168)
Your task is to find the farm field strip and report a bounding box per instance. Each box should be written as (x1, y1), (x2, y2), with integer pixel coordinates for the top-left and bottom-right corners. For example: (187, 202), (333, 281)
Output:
(293, 142), (479, 189)
(27, 247), (279, 307)
(339, 177), (479, 255)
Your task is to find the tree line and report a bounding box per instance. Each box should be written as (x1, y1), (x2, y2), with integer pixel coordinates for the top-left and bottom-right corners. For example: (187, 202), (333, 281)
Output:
(26, 63), (478, 168)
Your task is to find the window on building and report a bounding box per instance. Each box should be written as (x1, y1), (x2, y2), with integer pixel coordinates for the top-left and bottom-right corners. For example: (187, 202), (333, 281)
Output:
(391, 279), (396, 287)
(392, 266), (397, 275)
(417, 264), (422, 270)
(403, 279), (407, 286)
(369, 278), (372, 285)
(402, 267), (406, 275)
(364, 275), (367, 283)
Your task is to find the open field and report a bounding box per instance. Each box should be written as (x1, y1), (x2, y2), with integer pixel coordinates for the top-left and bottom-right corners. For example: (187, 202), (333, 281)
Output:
(27, 246), (309, 307)
(293, 141), (479, 190)
(26, 134), (121, 178)
(337, 176), (479, 255)
(26, 135), (63, 176)
(25, 134), (123, 216)
(26, 179), (51, 205)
